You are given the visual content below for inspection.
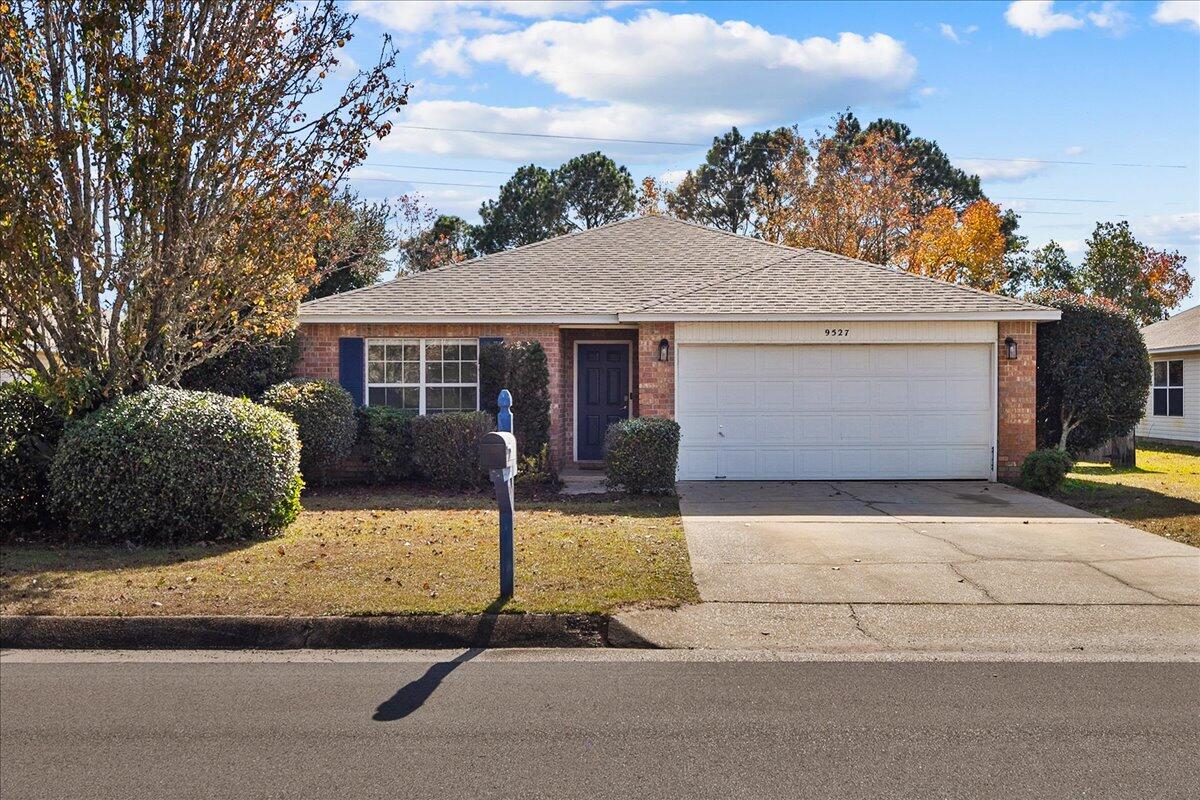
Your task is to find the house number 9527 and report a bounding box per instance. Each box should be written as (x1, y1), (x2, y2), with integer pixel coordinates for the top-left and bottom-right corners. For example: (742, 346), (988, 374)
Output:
(824, 328), (850, 337)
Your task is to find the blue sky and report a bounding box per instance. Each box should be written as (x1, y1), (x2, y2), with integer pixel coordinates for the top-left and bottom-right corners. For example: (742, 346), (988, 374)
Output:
(335, 0), (1200, 308)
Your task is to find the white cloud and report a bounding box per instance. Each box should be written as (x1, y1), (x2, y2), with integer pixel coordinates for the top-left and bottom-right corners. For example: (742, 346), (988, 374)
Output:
(349, 0), (601, 35)
(380, 99), (745, 161)
(423, 11), (917, 118)
(658, 169), (690, 185)
(1153, 1), (1200, 30)
(1088, 1), (1132, 35)
(938, 22), (978, 43)
(919, 86), (941, 96)
(1005, 1), (1084, 37)
(1063, 145), (1085, 156)
(957, 157), (1051, 182)
(418, 37), (471, 76)
(1134, 212), (1200, 241)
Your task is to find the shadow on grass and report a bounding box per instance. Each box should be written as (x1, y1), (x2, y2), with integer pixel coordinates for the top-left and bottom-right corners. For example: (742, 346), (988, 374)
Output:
(372, 596), (509, 722)
(1055, 476), (1200, 524)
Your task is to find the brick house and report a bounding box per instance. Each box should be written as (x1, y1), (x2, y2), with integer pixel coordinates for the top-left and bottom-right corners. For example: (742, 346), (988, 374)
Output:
(297, 216), (1058, 481)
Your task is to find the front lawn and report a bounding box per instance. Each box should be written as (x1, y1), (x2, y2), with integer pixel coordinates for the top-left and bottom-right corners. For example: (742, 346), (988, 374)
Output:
(0, 490), (698, 616)
(1049, 443), (1200, 548)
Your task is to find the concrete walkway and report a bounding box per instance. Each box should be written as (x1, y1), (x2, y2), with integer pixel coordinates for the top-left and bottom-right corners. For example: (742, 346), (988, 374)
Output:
(613, 481), (1200, 656)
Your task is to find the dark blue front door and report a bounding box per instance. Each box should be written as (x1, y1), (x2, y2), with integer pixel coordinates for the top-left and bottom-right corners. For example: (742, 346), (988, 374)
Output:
(577, 343), (630, 461)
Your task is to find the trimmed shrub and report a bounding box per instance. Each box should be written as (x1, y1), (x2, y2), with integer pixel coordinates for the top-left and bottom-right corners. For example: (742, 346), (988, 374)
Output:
(180, 331), (300, 399)
(0, 382), (66, 528)
(604, 417), (680, 495)
(1027, 291), (1150, 455)
(260, 378), (357, 483)
(49, 387), (302, 543)
(359, 406), (417, 484)
(480, 340), (550, 457)
(411, 411), (493, 489)
(1021, 448), (1075, 492)
(515, 443), (557, 489)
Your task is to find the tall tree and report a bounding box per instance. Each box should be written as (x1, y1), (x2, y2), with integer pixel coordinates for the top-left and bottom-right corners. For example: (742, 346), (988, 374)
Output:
(473, 165), (569, 254)
(0, 0), (408, 405)
(1025, 241), (1080, 292)
(904, 201), (1008, 292)
(306, 192), (396, 299)
(764, 128), (918, 265)
(665, 126), (795, 236)
(1080, 221), (1192, 324)
(555, 151), (635, 229)
(400, 214), (477, 273)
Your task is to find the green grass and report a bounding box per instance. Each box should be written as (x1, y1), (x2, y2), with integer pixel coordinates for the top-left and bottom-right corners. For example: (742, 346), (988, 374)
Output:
(0, 489), (699, 617)
(1049, 443), (1200, 548)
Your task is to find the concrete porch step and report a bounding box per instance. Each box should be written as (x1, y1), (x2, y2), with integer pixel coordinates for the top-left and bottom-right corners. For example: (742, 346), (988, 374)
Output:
(559, 465), (608, 495)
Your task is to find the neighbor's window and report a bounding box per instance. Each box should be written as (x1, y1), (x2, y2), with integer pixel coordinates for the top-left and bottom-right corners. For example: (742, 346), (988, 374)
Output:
(1152, 359), (1183, 417)
(366, 338), (478, 414)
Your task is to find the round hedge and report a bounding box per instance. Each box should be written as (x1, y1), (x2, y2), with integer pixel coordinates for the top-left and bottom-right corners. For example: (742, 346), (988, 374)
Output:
(50, 387), (302, 543)
(260, 378), (357, 483)
(0, 382), (66, 529)
(1021, 448), (1075, 492)
(603, 417), (681, 495)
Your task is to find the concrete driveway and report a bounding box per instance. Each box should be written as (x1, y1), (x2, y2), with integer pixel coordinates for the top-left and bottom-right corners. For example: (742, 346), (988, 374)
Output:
(613, 481), (1200, 655)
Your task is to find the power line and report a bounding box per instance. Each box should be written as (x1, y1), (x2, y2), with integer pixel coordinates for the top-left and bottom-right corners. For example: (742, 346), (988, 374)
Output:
(994, 196), (1117, 204)
(370, 162), (511, 175)
(352, 177), (501, 189)
(390, 124), (1192, 170)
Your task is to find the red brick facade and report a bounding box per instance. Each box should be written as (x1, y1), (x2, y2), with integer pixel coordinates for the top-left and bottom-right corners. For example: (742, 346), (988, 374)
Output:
(636, 323), (675, 419)
(300, 320), (1036, 479)
(996, 320), (1038, 481)
(299, 322), (678, 469)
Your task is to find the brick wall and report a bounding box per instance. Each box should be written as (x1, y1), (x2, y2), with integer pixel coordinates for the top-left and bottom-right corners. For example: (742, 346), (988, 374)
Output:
(997, 320), (1037, 481)
(297, 322), (565, 466)
(637, 322), (676, 419)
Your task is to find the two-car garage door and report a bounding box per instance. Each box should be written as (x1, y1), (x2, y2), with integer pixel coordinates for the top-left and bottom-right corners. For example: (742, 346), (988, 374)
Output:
(676, 343), (994, 480)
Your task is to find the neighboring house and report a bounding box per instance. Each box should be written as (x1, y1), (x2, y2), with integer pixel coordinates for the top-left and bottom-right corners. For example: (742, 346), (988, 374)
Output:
(1136, 305), (1200, 446)
(297, 216), (1058, 481)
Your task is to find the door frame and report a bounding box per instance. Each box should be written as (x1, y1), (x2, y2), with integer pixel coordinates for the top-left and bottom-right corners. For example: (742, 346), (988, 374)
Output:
(572, 340), (634, 463)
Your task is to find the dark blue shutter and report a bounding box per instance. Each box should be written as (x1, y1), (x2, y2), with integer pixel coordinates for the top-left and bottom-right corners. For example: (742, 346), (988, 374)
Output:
(338, 337), (365, 405)
(480, 337), (504, 347)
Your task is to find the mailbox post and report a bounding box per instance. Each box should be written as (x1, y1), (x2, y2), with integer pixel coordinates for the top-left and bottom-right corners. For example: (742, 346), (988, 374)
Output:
(479, 390), (517, 597)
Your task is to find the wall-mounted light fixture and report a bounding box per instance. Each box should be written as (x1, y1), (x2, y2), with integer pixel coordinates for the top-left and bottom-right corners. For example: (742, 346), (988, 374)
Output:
(1004, 337), (1018, 360)
(657, 338), (670, 362)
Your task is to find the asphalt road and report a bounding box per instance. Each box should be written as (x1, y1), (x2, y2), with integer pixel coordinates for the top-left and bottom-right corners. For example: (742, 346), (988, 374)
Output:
(2, 655), (1198, 799)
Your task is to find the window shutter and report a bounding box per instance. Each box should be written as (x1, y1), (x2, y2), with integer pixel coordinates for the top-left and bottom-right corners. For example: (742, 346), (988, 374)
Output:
(480, 337), (504, 347)
(338, 337), (365, 405)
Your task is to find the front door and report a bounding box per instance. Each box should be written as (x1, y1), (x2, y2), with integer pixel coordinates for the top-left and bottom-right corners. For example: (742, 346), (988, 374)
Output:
(577, 343), (630, 461)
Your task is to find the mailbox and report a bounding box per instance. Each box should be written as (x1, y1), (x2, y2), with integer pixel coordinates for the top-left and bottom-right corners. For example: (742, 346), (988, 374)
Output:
(479, 430), (517, 472)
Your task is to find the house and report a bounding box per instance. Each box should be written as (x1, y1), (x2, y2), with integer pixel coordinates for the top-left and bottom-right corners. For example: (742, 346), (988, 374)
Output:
(296, 216), (1059, 481)
(1136, 305), (1200, 446)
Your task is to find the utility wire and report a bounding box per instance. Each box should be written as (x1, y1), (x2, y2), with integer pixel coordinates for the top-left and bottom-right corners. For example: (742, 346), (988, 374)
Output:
(390, 124), (1191, 169)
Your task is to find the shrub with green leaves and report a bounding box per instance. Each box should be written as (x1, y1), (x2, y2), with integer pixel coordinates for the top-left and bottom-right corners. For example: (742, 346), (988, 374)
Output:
(411, 411), (493, 489)
(180, 331), (299, 399)
(480, 340), (550, 456)
(1021, 448), (1075, 492)
(49, 387), (302, 542)
(260, 378), (356, 483)
(359, 405), (417, 484)
(604, 417), (680, 495)
(0, 382), (66, 528)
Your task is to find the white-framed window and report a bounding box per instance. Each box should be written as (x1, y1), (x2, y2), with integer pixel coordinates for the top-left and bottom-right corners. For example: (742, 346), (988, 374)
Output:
(365, 338), (479, 414)
(1152, 359), (1184, 417)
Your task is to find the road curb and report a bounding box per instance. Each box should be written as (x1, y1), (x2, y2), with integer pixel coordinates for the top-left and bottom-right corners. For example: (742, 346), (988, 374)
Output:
(0, 613), (617, 649)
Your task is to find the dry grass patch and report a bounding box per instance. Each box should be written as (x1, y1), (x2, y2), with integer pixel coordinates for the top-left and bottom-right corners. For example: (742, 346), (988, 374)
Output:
(1, 489), (698, 616)
(1050, 443), (1200, 548)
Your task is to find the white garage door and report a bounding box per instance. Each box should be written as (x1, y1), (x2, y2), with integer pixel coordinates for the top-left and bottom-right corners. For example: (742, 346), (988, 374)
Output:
(676, 343), (994, 480)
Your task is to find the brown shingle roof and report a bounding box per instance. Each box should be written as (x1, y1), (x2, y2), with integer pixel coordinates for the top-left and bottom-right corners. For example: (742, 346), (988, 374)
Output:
(299, 216), (1057, 321)
(1142, 305), (1200, 352)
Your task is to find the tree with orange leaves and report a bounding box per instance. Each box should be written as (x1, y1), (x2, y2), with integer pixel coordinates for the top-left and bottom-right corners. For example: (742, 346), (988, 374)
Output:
(758, 123), (918, 266)
(904, 200), (1009, 292)
(0, 0), (409, 408)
